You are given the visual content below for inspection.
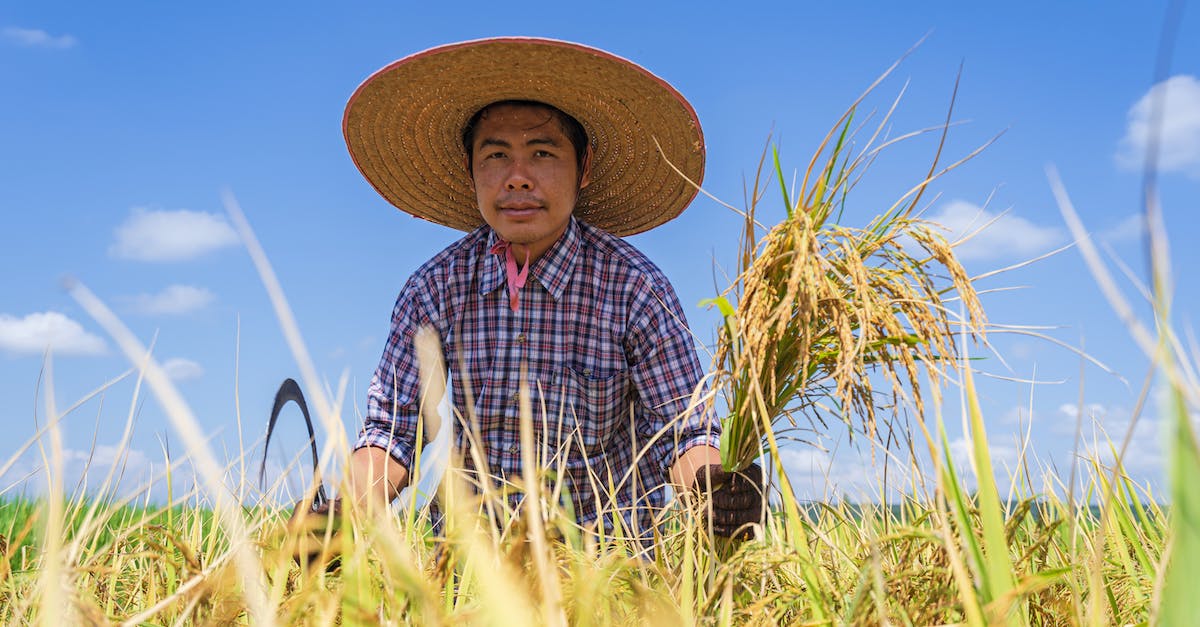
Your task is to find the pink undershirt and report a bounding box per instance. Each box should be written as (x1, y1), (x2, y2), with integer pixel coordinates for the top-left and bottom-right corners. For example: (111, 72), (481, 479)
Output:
(489, 239), (530, 311)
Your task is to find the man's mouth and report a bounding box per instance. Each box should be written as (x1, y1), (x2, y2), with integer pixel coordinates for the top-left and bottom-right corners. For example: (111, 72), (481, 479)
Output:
(498, 200), (544, 216)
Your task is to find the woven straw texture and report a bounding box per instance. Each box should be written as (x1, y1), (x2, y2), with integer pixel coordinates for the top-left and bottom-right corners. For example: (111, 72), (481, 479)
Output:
(343, 37), (705, 236)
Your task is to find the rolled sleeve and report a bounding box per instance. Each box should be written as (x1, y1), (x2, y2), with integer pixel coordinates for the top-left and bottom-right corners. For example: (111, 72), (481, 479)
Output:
(355, 274), (440, 471)
(627, 275), (722, 474)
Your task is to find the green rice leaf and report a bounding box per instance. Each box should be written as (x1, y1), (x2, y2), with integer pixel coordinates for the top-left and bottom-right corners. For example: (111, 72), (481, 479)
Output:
(963, 364), (1024, 624)
(698, 296), (735, 319)
(773, 146), (792, 219)
(1158, 383), (1200, 625)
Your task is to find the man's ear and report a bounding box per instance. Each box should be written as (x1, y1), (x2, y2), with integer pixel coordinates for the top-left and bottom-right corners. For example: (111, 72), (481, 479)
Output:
(579, 146), (594, 190)
(464, 155), (474, 192)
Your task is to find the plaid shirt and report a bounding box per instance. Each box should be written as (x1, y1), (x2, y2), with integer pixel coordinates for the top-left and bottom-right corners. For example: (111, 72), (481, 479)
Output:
(357, 217), (720, 536)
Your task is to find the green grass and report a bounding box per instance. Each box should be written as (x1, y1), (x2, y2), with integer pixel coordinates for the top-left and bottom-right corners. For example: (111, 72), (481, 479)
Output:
(0, 496), (216, 573)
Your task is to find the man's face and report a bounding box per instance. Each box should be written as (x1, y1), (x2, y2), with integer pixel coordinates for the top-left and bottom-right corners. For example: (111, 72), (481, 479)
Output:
(469, 103), (591, 260)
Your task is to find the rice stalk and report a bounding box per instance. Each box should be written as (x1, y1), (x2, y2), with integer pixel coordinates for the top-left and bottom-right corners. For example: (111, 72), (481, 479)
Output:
(710, 111), (987, 476)
(33, 355), (67, 627)
(66, 280), (274, 625)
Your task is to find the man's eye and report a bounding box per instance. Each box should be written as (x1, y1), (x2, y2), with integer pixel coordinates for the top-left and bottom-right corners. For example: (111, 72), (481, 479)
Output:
(484, 151), (506, 160)
(534, 150), (554, 158)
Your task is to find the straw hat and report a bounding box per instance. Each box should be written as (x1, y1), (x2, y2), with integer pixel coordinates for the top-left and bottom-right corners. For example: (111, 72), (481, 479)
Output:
(343, 37), (705, 237)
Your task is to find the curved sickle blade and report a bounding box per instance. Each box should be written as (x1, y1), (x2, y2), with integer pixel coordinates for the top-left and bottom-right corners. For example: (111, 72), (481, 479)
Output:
(259, 378), (327, 511)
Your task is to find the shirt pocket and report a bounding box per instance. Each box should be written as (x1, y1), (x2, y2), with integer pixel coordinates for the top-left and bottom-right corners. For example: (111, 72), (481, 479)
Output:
(555, 366), (630, 457)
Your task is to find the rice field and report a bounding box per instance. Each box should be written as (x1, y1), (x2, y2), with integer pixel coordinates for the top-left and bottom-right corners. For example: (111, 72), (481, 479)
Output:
(0, 427), (1179, 625)
(2, 76), (1197, 626)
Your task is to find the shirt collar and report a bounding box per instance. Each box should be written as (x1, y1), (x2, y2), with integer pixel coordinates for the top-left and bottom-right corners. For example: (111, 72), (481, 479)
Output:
(478, 217), (581, 302)
(531, 217), (581, 302)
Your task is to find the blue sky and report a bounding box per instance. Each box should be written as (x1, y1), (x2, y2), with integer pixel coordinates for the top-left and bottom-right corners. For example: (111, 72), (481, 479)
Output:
(2, 2), (1199, 505)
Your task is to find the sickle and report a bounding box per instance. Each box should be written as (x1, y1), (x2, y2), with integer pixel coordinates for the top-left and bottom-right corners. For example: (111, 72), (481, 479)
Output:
(259, 378), (328, 511)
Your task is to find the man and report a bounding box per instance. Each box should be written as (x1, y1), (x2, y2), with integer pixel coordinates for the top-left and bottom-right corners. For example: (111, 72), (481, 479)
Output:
(332, 38), (761, 542)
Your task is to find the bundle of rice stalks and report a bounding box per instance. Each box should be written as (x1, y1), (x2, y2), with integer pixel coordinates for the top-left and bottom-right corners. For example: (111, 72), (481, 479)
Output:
(710, 95), (988, 473)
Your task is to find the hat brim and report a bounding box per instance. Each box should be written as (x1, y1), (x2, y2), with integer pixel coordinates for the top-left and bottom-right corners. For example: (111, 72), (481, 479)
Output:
(343, 37), (705, 237)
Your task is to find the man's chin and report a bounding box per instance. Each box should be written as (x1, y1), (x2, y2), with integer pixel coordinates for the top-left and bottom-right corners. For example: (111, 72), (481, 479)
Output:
(491, 226), (537, 245)
(494, 233), (537, 247)
(489, 215), (540, 235)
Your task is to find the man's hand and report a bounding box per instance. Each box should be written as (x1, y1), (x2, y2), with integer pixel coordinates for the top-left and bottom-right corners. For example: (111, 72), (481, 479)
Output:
(280, 448), (408, 570)
(286, 497), (343, 570)
(692, 463), (765, 539)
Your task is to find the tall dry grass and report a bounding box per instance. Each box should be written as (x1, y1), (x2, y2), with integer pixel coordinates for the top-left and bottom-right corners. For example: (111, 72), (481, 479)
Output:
(0, 65), (1192, 627)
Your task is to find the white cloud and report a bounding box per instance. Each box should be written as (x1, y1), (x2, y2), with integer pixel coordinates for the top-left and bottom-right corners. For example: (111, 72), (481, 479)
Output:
(3, 444), (174, 501)
(925, 200), (1065, 262)
(1000, 405), (1056, 427)
(778, 443), (919, 502)
(1075, 410), (1164, 480)
(1045, 400), (1166, 482)
(1006, 340), (1038, 361)
(162, 357), (204, 382)
(1058, 403), (1108, 421)
(1100, 214), (1145, 244)
(1117, 75), (1200, 176)
(947, 435), (1019, 477)
(779, 446), (857, 501)
(64, 444), (151, 472)
(937, 433), (1020, 497)
(128, 284), (215, 315)
(0, 311), (105, 356)
(779, 447), (833, 476)
(1, 27), (76, 49)
(109, 208), (239, 262)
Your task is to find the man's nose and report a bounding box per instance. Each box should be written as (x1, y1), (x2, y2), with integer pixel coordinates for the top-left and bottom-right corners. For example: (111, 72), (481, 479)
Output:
(505, 162), (533, 190)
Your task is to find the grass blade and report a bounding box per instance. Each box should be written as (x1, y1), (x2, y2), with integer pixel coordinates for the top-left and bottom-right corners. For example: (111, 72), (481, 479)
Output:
(1158, 384), (1200, 625)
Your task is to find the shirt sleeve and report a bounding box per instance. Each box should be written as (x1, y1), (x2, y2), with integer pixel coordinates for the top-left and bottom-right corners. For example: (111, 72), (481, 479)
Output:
(355, 272), (440, 471)
(625, 273), (722, 475)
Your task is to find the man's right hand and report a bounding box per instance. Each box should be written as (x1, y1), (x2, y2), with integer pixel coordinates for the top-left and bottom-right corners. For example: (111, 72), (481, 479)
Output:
(283, 447), (408, 568)
(346, 446), (410, 507)
(286, 497), (343, 569)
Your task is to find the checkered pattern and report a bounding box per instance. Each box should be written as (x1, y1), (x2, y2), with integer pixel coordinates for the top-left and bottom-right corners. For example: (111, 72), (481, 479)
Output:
(356, 217), (720, 536)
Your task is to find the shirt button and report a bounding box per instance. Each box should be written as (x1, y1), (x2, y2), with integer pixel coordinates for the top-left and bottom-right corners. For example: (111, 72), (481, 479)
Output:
(508, 444), (519, 454)
(515, 333), (526, 344)
(582, 369), (592, 377)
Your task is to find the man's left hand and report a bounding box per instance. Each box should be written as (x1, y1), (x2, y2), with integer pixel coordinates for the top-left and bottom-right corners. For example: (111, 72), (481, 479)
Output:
(692, 462), (765, 539)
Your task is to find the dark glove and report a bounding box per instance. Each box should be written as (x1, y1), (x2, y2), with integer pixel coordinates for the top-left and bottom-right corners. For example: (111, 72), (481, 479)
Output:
(286, 497), (342, 570)
(692, 463), (765, 539)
